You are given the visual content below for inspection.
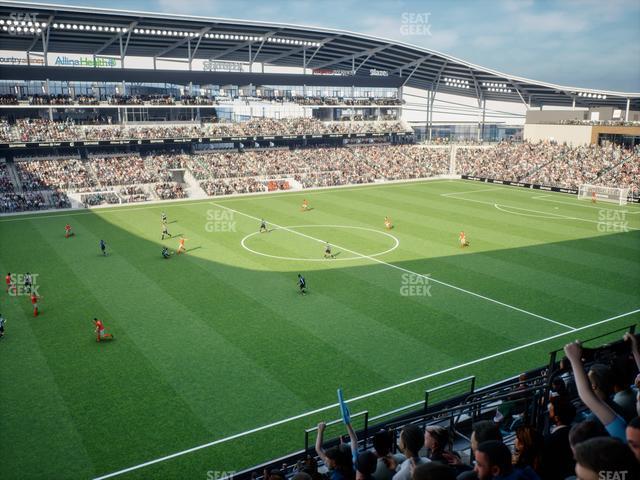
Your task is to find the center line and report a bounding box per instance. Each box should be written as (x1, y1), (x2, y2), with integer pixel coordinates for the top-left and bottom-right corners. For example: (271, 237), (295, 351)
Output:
(211, 202), (576, 331)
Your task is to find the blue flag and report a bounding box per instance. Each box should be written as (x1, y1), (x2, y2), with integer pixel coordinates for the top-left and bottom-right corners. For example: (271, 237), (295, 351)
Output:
(337, 388), (350, 425)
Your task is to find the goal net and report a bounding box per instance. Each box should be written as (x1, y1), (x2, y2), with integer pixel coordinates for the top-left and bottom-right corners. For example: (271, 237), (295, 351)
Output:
(578, 184), (629, 206)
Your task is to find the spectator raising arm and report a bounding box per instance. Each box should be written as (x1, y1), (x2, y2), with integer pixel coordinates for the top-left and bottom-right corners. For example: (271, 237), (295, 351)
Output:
(624, 332), (640, 371)
(315, 422), (330, 466)
(564, 341), (627, 441)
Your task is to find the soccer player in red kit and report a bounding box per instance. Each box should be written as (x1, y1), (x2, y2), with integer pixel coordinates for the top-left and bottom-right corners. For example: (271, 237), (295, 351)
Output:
(65, 224), (73, 238)
(459, 231), (469, 248)
(176, 237), (188, 255)
(94, 318), (114, 342)
(5, 273), (12, 293)
(31, 292), (40, 316)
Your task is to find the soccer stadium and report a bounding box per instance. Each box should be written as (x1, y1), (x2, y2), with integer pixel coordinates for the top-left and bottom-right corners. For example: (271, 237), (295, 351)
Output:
(1, 1), (639, 479)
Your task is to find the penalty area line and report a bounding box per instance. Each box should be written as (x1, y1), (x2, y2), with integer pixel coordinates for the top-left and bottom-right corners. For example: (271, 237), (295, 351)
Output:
(92, 307), (640, 480)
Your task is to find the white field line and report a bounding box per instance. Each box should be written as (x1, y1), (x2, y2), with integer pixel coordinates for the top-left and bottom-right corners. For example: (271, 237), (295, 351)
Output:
(445, 194), (640, 231)
(441, 187), (505, 197)
(532, 195), (640, 214)
(214, 203), (576, 331)
(0, 179), (456, 223)
(92, 307), (640, 480)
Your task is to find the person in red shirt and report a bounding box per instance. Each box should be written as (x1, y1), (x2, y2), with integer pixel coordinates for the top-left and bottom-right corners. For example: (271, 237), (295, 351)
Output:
(176, 237), (188, 255)
(64, 224), (73, 238)
(31, 292), (41, 316)
(94, 318), (114, 342)
(459, 231), (469, 248)
(5, 273), (13, 294)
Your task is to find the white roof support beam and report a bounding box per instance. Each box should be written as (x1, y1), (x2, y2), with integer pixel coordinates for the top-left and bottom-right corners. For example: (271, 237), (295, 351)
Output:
(260, 34), (338, 65)
(391, 55), (432, 75)
(311, 44), (390, 70)
(401, 60), (426, 86)
(208, 31), (276, 61)
(93, 22), (137, 56)
(154, 26), (210, 58)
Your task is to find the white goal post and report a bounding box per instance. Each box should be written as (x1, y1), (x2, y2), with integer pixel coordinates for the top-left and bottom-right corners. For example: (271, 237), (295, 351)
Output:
(578, 184), (629, 206)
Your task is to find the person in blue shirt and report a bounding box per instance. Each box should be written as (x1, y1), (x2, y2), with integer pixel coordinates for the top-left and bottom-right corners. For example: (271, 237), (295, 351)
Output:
(99, 239), (107, 256)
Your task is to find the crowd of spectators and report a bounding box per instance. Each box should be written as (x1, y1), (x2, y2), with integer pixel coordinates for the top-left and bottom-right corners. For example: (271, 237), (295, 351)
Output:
(200, 178), (267, 196)
(0, 192), (46, 212)
(80, 192), (120, 207)
(89, 155), (169, 186)
(287, 333), (640, 480)
(0, 118), (408, 143)
(188, 145), (449, 193)
(51, 189), (71, 209)
(15, 157), (97, 190)
(0, 94), (19, 105)
(154, 182), (187, 200)
(0, 92), (403, 107)
(456, 141), (640, 198)
(0, 163), (14, 192)
(119, 185), (149, 203)
(107, 94), (176, 105)
(558, 119), (640, 126)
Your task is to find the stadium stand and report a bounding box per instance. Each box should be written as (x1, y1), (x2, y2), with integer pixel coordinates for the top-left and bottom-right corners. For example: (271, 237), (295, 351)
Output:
(236, 327), (640, 480)
(1, 138), (638, 212)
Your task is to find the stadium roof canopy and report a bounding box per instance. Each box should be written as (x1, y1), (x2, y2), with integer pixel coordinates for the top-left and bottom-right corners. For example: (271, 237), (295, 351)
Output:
(1, 1), (639, 110)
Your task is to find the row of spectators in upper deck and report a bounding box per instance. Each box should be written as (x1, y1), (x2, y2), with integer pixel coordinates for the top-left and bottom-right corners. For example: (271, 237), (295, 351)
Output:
(0, 118), (408, 143)
(0, 94), (19, 105)
(107, 94), (176, 105)
(0, 91), (403, 107)
(26, 94), (100, 105)
(557, 119), (640, 126)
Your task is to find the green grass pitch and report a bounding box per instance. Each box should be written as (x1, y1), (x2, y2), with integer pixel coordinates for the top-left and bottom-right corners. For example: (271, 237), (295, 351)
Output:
(0, 179), (639, 479)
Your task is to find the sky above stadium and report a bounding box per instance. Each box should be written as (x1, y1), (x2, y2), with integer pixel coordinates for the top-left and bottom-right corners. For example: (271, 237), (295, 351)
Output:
(31, 0), (640, 91)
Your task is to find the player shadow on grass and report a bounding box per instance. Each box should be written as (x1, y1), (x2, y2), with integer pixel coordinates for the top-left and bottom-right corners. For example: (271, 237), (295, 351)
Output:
(185, 246), (202, 252)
